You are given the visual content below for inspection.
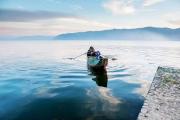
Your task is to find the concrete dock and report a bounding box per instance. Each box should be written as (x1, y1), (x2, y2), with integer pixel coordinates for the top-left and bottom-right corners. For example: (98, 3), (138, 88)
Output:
(138, 66), (180, 120)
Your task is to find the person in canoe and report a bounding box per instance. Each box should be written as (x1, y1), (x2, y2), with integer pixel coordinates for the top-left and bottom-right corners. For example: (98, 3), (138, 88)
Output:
(87, 46), (108, 70)
(87, 46), (102, 60)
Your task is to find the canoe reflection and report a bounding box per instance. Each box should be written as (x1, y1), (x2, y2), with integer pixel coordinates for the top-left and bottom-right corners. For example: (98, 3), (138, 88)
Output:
(88, 67), (108, 87)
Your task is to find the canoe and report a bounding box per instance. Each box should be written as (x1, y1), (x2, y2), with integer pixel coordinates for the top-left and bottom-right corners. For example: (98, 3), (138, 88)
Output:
(87, 56), (108, 70)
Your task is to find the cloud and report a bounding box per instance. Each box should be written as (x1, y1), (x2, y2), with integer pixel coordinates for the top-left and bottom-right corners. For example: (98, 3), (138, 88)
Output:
(0, 8), (113, 36)
(0, 9), (78, 22)
(0, 18), (113, 36)
(102, 0), (168, 16)
(163, 12), (180, 27)
(143, 0), (165, 6)
(103, 0), (135, 15)
(168, 20), (180, 26)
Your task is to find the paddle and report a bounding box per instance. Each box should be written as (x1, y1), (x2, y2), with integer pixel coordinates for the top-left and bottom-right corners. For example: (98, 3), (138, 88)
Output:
(67, 52), (87, 60)
(66, 52), (117, 61)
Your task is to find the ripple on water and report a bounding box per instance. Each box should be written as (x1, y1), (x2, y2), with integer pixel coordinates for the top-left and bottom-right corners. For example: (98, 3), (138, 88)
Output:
(1, 41), (180, 120)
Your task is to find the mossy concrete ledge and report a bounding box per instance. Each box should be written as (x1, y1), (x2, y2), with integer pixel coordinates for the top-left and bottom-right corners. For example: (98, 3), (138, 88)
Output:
(138, 66), (180, 120)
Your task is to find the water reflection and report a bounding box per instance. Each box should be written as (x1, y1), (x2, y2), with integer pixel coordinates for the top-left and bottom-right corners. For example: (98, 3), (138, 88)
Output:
(88, 67), (108, 87)
(1, 40), (180, 120)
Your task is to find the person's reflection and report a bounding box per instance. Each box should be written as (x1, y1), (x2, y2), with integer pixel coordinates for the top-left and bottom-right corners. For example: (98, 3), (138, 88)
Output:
(89, 67), (108, 87)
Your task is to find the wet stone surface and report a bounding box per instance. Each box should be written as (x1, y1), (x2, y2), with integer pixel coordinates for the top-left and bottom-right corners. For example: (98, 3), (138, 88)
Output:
(138, 66), (180, 120)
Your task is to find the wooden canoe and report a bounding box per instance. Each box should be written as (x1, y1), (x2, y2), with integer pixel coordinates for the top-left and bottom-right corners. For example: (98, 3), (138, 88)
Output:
(87, 56), (108, 70)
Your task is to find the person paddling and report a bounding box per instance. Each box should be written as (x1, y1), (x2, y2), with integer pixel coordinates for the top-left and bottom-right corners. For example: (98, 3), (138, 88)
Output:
(87, 46), (102, 59)
(87, 46), (95, 56)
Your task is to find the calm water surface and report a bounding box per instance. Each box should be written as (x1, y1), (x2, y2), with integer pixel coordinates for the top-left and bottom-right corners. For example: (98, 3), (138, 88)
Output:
(0, 40), (180, 120)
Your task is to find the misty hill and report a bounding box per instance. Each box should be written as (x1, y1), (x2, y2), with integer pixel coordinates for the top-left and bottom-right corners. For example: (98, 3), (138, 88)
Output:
(55, 27), (180, 41)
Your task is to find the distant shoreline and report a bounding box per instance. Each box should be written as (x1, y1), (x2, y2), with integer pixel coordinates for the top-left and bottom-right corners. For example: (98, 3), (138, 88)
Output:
(1, 27), (180, 41)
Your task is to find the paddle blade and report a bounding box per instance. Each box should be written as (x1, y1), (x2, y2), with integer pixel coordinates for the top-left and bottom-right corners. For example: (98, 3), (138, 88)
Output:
(111, 58), (117, 61)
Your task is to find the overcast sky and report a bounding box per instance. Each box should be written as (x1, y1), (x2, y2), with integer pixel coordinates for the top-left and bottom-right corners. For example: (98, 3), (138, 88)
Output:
(0, 0), (180, 36)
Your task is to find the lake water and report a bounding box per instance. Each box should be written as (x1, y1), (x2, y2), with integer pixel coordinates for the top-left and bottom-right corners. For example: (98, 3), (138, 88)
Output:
(0, 40), (180, 120)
